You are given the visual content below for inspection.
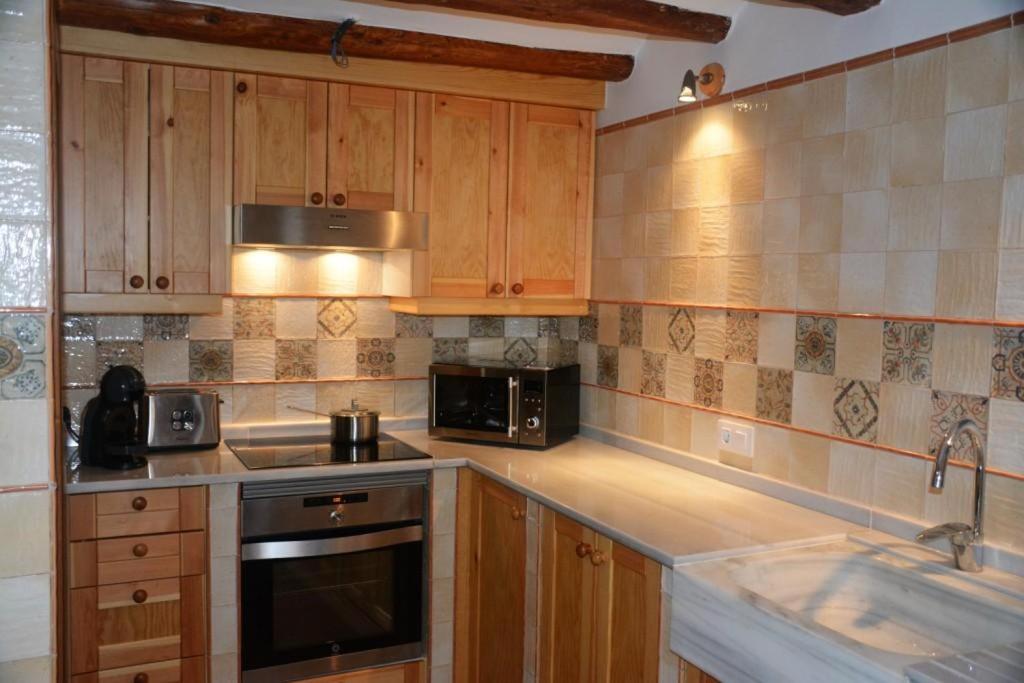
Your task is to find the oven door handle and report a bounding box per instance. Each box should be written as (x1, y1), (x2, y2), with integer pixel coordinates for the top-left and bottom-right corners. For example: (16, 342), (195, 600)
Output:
(241, 524), (423, 562)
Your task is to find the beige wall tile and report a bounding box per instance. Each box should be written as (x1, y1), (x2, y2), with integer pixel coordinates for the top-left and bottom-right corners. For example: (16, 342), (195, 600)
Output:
(835, 317), (882, 381)
(696, 256), (728, 304)
(767, 83), (805, 144)
(791, 371), (834, 432)
(893, 47), (947, 122)
(671, 208), (700, 256)
(591, 258), (621, 300)
(638, 397), (665, 443)
(623, 170), (646, 215)
(190, 297), (234, 340)
(0, 574), (50, 661)
(694, 309), (726, 360)
(730, 150), (765, 204)
(615, 392), (639, 437)
(275, 299), (317, 339)
(728, 203), (763, 256)
(733, 93), (768, 152)
(596, 129), (624, 176)
(0, 491), (50, 578)
(838, 252), (885, 314)
(788, 431), (830, 492)
(644, 257), (671, 300)
(699, 103), (734, 158)
(232, 383), (276, 423)
(888, 185), (942, 251)
(760, 254), (797, 308)
(621, 214), (645, 258)
(700, 155), (731, 208)
(699, 206), (729, 256)
(765, 141), (802, 199)
(623, 124), (647, 171)
(672, 160), (701, 209)
(890, 117), (945, 187)
(946, 29), (1010, 113)
(645, 211), (672, 257)
(997, 248), (1024, 320)
(1001, 174), (1024, 248)
(662, 403), (692, 452)
(846, 61), (893, 131)
(674, 109), (702, 162)
(797, 253), (839, 311)
(620, 257), (645, 301)
(274, 382), (315, 420)
(665, 353), (695, 403)
(618, 347), (642, 393)
(643, 305), (670, 352)
(877, 383), (931, 452)
(883, 251), (937, 316)
(597, 304), (620, 347)
(394, 338), (430, 377)
(594, 217), (621, 259)
(354, 381), (396, 416)
(728, 256), (762, 307)
(1008, 102), (1024, 176)
(804, 74), (846, 138)
(646, 164), (673, 212)
(646, 116), (675, 167)
(0, 656), (51, 682)
(757, 313), (796, 370)
(801, 134), (845, 196)
(355, 299), (394, 337)
(763, 198), (799, 254)
(987, 398), (1024, 475)
(689, 410), (720, 459)
(827, 442), (876, 504)
(723, 362), (757, 416)
(841, 190), (888, 253)
(941, 177), (1003, 250)
(142, 340), (188, 384)
(233, 340), (276, 381)
(753, 423), (792, 480)
(873, 450), (927, 519)
(595, 174), (624, 218)
(669, 257), (697, 301)
(799, 194), (842, 254)
(1012, 25), (1024, 101)
(923, 465), (975, 526)
(935, 250), (997, 319)
(943, 104), (1006, 182)
(316, 381), (355, 415)
(931, 323), (993, 395)
(843, 126), (890, 191)
(986, 475), (1024, 550)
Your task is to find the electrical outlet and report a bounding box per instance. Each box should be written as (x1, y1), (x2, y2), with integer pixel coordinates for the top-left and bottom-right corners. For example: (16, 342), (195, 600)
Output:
(717, 418), (754, 469)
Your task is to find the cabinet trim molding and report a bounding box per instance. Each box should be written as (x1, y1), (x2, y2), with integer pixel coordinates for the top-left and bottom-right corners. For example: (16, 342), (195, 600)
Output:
(388, 296), (589, 316)
(62, 293), (224, 314)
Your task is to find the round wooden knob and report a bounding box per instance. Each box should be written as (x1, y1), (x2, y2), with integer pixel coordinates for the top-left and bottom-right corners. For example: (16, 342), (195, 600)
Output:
(134, 674), (149, 683)
(236, 81), (248, 94)
(132, 543), (148, 558)
(166, 117), (174, 128)
(511, 283), (524, 295)
(155, 276), (169, 290)
(131, 496), (148, 511)
(132, 589), (148, 604)
(575, 542), (592, 559)
(510, 506), (525, 521)
(332, 193), (346, 206)
(310, 192), (324, 205)
(590, 550), (606, 567)
(129, 275), (145, 289)
(490, 283), (505, 295)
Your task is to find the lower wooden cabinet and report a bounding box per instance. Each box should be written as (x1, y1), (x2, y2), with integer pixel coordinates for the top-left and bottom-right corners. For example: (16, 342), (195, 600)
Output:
(299, 660), (425, 683)
(453, 469), (528, 683)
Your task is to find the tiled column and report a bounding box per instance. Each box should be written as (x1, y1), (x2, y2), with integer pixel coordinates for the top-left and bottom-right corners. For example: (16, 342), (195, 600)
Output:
(430, 467), (457, 682)
(0, 0), (55, 680)
(658, 566), (682, 683)
(209, 483), (241, 681)
(523, 498), (541, 683)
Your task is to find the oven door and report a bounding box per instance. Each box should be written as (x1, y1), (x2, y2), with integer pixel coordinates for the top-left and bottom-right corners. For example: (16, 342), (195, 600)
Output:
(429, 365), (519, 443)
(241, 523), (424, 682)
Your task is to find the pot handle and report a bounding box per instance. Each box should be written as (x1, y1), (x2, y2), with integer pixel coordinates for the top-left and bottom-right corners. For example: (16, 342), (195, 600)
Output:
(286, 405), (333, 419)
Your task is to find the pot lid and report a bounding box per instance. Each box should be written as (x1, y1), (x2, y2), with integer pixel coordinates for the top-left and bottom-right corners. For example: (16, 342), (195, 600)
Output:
(335, 399), (379, 417)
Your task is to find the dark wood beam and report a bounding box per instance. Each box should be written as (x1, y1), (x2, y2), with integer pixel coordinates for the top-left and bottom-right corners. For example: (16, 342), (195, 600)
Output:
(782, 0), (882, 16)
(56, 0), (635, 82)
(382, 0), (731, 43)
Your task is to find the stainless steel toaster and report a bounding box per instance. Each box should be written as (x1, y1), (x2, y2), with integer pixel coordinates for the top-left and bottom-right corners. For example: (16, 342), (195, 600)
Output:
(145, 389), (220, 450)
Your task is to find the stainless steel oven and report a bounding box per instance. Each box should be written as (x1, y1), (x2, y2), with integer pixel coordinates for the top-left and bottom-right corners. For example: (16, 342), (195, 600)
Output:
(240, 473), (427, 682)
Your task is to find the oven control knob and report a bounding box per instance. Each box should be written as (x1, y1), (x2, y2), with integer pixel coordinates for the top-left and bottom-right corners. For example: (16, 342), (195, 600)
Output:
(330, 509), (345, 525)
(526, 416), (540, 430)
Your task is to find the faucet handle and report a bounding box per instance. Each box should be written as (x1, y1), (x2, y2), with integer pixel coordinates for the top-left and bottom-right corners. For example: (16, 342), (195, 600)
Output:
(916, 522), (973, 543)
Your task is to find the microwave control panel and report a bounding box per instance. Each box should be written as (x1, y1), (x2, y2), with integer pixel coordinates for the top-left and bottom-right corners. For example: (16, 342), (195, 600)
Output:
(519, 375), (546, 442)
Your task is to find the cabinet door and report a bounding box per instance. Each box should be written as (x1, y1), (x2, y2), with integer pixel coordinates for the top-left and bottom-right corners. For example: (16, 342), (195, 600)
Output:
(507, 104), (594, 299)
(593, 539), (661, 683)
(538, 508), (598, 683)
(681, 659), (721, 683)
(150, 66), (233, 294)
(327, 84), (413, 210)
(415, 93), (509, 298)
(233, 73), (327, 207)
(454, 470), (527, 683)
(60, 56), (148, 294)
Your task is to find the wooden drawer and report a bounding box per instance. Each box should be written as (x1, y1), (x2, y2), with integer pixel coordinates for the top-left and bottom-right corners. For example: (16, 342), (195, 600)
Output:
(301, 660), (425, 682)
(70, 655), (207, 683)
(69, 488), (206, 541)
(70, 531), (206, 588)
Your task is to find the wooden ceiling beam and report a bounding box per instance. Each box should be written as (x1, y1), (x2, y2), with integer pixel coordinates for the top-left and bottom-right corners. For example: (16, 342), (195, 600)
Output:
(55, 0), (635, 82)
(782, 0), (882, 16)
(382, 0), (731, 43)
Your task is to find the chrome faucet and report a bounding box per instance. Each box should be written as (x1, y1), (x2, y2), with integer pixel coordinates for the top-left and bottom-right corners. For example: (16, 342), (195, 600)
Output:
(916, 418), (986, 572)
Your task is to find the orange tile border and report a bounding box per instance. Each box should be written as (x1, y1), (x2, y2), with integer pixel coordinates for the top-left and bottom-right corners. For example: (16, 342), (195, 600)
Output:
(596, 12), (1015, 136)
(63, 375), (430, 391)
(0, 306), (47, 313)
(0, 483), (50, 495)
(226, 293), (390, 299)
(583, 383), (1024, 484)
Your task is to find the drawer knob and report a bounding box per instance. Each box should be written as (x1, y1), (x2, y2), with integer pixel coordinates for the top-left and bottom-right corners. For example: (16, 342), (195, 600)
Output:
(575, 542), (592, 559)
(590, 550), (606, 567)
(129, 275), (144, 289)
(131, 496), (148, 511)
(310, 192), (324, 205)
(132, 543), (148, 558)
(490, 282), (504, 295)
(511, 282), (524, 295)
(510, 506), (525, 521)
(132, 589), (148, 604)
(155, 276), (170, 290)
(236, 81), (248, 94)
(134, 673), (149, 683)
(332, 193), (346, 206)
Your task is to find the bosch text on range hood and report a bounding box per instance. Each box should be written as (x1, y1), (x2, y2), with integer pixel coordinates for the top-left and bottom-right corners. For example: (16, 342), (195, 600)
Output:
(233, 204), (428, 251)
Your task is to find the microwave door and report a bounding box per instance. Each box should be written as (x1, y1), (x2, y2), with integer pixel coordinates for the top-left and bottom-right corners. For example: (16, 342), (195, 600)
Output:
(430, 369), (519, 444)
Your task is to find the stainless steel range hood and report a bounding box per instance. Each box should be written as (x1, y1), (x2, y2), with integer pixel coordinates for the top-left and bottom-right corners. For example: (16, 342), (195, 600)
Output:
(233, 204), (428, 251)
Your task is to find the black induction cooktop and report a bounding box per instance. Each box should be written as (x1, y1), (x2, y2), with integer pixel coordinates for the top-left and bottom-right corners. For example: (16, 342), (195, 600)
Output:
(225, 433), (431, 470)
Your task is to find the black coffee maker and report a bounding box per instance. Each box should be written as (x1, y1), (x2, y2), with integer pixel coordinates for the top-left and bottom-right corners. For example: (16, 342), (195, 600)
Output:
(79, 365), (148, 470)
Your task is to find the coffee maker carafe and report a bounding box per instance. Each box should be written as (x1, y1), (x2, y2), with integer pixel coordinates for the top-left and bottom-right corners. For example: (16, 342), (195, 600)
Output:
(79, 365), (148, 470)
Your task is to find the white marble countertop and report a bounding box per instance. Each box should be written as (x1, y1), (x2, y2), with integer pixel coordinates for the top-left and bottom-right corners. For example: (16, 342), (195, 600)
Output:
(65, 426), (858, 566)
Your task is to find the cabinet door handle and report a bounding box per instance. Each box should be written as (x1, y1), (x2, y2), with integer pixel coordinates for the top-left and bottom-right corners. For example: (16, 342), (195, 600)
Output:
(575, 542), (593, 559)
(166, 117), (174, 128)
(132, 543), (149, 558)
(131, 496), (148, 511)
(589, 550), (606, 566)
(332, 193), (347, 206)
(511, 283), (524, 295)
(236, 81), (248, 94)
(129, 275), (145, 289)
(155, 276), (170, 290)
(510, 506), (525, 521)
(134, 674), (149, 683)
(310, 192), (324, 205)
(490, 282), (505, 295)
(132, 589), (148, 604)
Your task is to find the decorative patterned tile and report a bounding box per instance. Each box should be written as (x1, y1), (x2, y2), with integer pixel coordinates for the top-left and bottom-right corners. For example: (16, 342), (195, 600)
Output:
(882, 321), (934, 386)
(929, 390), (989, 463)
(317, 299), (357, 339)
(538, 317), (559, 338)
(469, 316), (504, 338)
(725, 311), (759, 364)
(0, 315), (45, 398)
(693, 357), (724, 408)
(597, 345), (619, 388)
(619, 305), (643, 348)
(61, 315), (95, 341)
(992, 327), (1024, 401)
(433, 338), (468, 364)
(189, 341), (233, 383)
(794, 316), (837, 375)
(96, 341), (143, 379)
(356, 338), (396, 378)
(234, 298), (275, 339)
(275, 340), (318, 380)
(578, 305), (598, 344)
(504, 338), (538, 366)
(668, 307), (696, 355)
(641, 351), (666, 397)
(756, 367), (793, 424)
(143, 315), (189, 341)
(833, 378), (880, 443)
(395, 313), (432, 339)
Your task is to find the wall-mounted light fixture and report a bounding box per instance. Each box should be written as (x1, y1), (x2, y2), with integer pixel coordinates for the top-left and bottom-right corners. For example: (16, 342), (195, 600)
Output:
(678, 63), (726, 103)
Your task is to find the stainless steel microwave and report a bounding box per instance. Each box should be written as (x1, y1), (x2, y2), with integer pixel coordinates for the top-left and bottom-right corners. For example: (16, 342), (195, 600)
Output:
(428, 361), (579, 448)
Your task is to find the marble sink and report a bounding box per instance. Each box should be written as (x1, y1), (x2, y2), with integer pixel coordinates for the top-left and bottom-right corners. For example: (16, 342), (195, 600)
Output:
(672, 536), (1024, 683)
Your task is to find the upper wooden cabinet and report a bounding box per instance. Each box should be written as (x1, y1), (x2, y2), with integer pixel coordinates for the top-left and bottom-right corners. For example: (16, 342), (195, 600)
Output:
(60, 56), (230, 311)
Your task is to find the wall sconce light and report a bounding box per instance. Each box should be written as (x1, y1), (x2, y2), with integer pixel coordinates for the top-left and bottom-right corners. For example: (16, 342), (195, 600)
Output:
(678, 63), (726, 103)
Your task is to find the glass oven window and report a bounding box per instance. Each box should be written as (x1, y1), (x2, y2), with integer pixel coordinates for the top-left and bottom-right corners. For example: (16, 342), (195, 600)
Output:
(434, 374), (510, 433)
(242, 536), (422, 673)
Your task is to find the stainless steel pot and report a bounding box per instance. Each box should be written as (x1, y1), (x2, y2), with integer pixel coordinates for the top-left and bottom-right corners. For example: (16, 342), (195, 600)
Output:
(287, 401), (380, 443)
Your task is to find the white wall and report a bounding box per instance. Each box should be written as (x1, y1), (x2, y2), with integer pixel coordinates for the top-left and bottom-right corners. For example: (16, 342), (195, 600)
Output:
(601, 0), (1024, 126)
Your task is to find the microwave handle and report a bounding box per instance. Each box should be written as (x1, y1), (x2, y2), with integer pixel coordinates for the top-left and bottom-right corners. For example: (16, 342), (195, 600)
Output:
(241, 524), (422, 562)
(508, 377), (518, 438)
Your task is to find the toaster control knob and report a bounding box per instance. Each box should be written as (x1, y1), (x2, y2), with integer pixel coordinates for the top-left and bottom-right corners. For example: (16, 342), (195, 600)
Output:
(183, 410), (194, 421)
(172, 410), (182, 420)
(183, 422), (194, 431)
(526, 416), (540, 430)
(172, 421), (182, 431)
